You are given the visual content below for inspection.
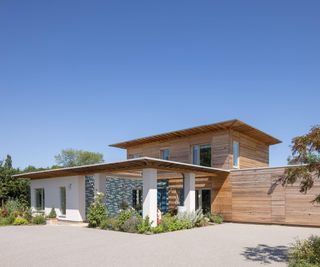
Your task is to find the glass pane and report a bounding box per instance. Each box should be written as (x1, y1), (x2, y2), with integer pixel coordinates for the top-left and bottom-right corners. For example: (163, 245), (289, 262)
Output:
(60, 187), (66, 215)
(200, 145), (211, 167)
(192, 145), (199, 165)
(201, 190), (211, 214)
(233, 142), (239, 167)
(161, 149), (170, 160)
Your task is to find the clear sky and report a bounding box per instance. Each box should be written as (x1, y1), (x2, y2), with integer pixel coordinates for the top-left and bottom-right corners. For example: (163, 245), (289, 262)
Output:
(0, 1), (319, 169)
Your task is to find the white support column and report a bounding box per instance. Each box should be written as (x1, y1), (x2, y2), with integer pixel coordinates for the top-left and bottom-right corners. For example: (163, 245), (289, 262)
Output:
(184, 172), (196, 213)
(94, 173), (106, 195)
(142, 168), (157, 227)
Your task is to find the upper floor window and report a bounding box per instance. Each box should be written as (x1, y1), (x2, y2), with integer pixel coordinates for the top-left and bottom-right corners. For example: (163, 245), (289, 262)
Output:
(35, 188), (45, 210)
(192, 144), (212, 167)
(128, 153), (142, 159)
(233, 141), (239, 168)
(160, 149), (170, 160)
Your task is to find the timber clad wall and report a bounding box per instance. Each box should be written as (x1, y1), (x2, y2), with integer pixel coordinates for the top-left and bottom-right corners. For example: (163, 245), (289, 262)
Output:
(127, 130), (269, 169)
(229, 168), (320, 227)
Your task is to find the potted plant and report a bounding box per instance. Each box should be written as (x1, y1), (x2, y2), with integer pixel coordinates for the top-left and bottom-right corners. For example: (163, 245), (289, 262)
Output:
(47, 207), (57, 224)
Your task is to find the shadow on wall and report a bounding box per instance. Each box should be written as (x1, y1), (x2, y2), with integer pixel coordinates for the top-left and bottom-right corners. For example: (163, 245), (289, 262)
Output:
(241, 244), (288, 264)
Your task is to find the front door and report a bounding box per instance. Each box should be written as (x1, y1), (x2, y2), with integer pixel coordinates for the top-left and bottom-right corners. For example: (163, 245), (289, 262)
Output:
(195, 189), (211, 214)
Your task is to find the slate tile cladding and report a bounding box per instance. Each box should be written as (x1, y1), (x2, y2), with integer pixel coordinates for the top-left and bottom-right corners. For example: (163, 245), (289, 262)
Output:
(105, 177), (169, 216)
(85, 175), (95, 216)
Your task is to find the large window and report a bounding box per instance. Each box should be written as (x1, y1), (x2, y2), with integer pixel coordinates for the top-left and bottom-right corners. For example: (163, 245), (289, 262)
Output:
(60, 187), (66, 215)
(233, 141), (239, 168)
(35, 188), (45, 210)
(160, 149), (170, 160)
(192, 144), (212, 167)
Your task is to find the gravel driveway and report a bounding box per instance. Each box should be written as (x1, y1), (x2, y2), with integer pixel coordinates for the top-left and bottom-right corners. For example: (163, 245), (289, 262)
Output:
(1, 223), (320, 267)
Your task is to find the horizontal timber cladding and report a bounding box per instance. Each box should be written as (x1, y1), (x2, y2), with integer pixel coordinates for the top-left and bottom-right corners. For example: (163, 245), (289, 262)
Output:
(231, 130), (269, 168)
(128, 131), (231, 169)
(230, 168), (320, 227)
(127, 130), (271, 170)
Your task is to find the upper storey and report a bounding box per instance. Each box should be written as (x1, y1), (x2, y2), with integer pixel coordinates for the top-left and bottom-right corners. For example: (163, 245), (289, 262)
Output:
(110, 119), (281, 170)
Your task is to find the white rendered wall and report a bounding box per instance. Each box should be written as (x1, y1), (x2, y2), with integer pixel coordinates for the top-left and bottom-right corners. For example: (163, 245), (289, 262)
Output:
(30, 176), (86, 222)
(184, 172), (196, 213)
(142, 168), (157, 227)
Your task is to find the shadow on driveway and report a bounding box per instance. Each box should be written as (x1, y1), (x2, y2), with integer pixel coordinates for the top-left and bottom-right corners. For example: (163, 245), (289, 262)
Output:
(241, 244), (288, 264)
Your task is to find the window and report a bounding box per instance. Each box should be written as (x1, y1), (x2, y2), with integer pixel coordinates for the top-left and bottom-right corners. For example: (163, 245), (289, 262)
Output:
(192, 144), (212, 167)
(128, 153), (142, 159)
(233, 141), (239, 168)
(60, 187), (66, 215)
(35, 188), (45, 210)
(160, 149), (170, 160)
(176, 188), (184, 206)
(132, 189), (142, 209)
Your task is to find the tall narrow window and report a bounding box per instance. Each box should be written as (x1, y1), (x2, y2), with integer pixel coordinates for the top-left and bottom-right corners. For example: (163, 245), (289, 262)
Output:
(132, 189), (142, 209)
(35, 188), (45, 210)
(192, 144), (212, 167)
(160, 149), (170, 160)
(60, 187), (66, 215)
(233, 141), (239, 168)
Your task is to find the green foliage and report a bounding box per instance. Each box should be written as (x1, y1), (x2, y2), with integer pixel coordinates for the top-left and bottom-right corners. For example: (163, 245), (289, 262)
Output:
(288, 235), (320, 267)
(176, 209), (206, 227)
(87, 192), (108, 228)
(114, 209), (140, 231)
(48, 207), (57, 219)
(0, 214), (15, 226)
(13, 217), (29, 225)
(100, 217), (117, 230)
(55, 149), (104, 167)
(32, 214), (46, 225)
(0, 155), (30, 206)
(152, 214), (193, 233)
(137, 216), (153, 234)
(206, 212), (224, 224)
(281, 126), (320, 203)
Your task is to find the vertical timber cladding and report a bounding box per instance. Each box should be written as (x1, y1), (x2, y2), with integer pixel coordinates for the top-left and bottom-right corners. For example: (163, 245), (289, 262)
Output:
(230, 167), (320, 227)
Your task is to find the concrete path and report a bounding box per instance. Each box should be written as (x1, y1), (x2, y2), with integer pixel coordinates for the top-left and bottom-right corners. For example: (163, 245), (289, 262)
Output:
(1, 223), (320, 267)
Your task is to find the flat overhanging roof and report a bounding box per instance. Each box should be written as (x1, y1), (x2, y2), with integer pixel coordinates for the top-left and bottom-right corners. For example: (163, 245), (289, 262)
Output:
(13, 157), (229, 179)
(109, 119), (281, 149)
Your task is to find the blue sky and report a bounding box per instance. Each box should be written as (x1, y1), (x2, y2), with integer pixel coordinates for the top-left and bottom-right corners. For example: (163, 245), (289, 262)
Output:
(0, 1), (319, 169)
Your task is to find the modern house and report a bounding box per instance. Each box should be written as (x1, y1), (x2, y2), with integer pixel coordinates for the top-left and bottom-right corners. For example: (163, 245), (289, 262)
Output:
(14, 119), (320, 227)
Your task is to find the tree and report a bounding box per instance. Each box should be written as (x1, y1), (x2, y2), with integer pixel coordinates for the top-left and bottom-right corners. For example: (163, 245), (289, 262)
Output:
(54, 149), (104, 167)
(281, 125), (320, 203)
(0, 155), (30, 206)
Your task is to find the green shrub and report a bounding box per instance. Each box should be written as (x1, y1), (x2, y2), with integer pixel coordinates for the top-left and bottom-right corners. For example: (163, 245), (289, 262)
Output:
(119, 200), (129, 211)
(115, 209), (141, 232)
(5, 200), (24, 217)
(152, 214), (193, 233)
(32, 214), (46, 225)
(23, 209), (33, 223)
(207, 213), (223, 224)
(137, 216), (153, 234)
(288, 235), (320, 267)
(0, 214), (15, 226)
(48, 207), (57, 219)
(13, 217), (29, 225)
(87, 192), (108, 228)
(176, 209), (206, 227)
(100, 217), (117, 230)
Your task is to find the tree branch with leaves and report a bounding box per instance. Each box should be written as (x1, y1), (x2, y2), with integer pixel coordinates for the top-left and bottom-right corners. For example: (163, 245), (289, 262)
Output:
(281, 125), (320, 203)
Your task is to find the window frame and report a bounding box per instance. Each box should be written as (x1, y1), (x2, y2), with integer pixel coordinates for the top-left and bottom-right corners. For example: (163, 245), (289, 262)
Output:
(60, 186), (67, 216)
(35, 188), (45, 211)
(128, 153), (142, 159)
(233, 141), (240, 168)
(160, 149), (170, 160)
(192, 144), (212, 167)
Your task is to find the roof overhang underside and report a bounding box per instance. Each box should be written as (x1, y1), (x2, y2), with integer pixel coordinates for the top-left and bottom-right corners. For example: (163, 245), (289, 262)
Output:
(13, 157), (229, 180)
(109, 119), (281, 149)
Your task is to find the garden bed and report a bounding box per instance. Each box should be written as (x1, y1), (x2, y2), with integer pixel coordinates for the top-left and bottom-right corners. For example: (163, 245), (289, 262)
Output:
(87, 193), (223, 234)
